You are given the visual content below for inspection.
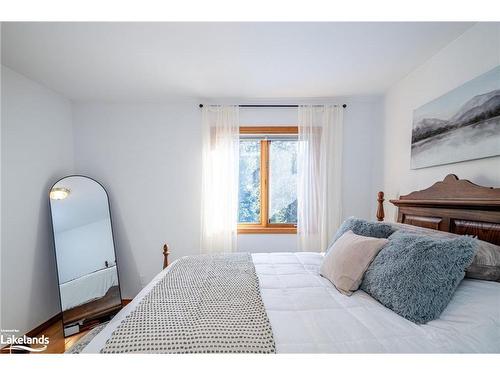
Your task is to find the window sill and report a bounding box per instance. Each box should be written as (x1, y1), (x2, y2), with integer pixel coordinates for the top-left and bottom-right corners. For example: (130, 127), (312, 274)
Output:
(238, 226), (297, 234)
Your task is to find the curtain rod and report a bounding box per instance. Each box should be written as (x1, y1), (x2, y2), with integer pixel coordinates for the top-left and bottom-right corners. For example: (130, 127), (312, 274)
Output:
(198, 104), (347, 108)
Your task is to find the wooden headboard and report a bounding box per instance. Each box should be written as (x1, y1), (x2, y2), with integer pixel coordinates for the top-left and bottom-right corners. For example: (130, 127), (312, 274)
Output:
(377, 174), (500, 246)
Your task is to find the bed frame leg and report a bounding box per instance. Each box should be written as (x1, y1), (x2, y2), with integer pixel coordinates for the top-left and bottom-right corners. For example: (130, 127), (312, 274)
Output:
(163, 244), (170, 269)
(376, 191), (385, 221)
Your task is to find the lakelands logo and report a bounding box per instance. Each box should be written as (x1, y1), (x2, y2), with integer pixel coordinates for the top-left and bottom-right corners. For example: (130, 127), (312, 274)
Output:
(1, 329), (49, 353)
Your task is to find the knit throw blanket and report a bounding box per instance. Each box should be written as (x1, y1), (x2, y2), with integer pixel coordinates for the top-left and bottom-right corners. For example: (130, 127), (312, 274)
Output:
(101, 253), (275, 353)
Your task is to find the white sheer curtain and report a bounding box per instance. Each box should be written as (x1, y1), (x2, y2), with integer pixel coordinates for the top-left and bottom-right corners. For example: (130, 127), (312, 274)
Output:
(200, 105), (240, 253)
(297, 105), (344, 252)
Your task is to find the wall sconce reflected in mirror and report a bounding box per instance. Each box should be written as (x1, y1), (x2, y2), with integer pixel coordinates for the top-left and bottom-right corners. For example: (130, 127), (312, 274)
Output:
(50, 187), (70, 200)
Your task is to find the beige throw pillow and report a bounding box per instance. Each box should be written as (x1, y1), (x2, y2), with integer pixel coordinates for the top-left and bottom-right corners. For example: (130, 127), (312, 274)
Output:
(320, 230), (389, 295)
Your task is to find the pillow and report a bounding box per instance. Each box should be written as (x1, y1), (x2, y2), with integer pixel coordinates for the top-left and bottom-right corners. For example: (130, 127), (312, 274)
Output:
(360, 231), (476, 324)
(390, 222), (500, 282)
(320, 230), (389, 295)
(328, 217), (395, 253)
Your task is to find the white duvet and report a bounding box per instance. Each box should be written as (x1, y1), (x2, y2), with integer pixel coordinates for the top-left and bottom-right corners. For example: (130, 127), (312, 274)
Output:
(60, 266), (119, 311)
(83, 253), (500, 353)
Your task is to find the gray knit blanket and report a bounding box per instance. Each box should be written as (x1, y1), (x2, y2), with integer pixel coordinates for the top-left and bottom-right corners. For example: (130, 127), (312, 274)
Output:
(101, 253), (276, 353)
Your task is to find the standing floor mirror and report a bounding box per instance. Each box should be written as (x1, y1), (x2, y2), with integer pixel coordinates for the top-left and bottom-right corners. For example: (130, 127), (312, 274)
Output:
(49, 175), (122, 337)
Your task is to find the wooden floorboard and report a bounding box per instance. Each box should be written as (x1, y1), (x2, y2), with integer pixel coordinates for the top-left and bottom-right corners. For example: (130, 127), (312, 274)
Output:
(0, 320), (87, 354)
(1, 296), (129, 354)
(33, 319), (87, 354)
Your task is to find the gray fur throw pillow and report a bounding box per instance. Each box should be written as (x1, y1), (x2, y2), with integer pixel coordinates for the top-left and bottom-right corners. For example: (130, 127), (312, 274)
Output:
(360, 231), (477, 324)
(327, 217), (395, 253)
(389, 222), (500, 282)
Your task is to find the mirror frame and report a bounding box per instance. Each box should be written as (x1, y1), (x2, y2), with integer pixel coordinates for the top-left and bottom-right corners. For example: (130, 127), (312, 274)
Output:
(48, 174), (123, 337)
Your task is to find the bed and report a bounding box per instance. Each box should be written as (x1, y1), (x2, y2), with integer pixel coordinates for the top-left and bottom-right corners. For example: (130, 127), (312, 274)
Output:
(81, 175), (500, 353)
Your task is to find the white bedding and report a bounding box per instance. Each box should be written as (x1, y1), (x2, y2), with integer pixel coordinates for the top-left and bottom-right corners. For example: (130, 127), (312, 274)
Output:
(82, 253), (500, 353)
(60, 266), (119, 311)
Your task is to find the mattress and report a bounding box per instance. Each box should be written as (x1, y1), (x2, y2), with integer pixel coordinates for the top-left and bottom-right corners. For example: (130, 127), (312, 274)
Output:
(82, 252), (500, 353)
(60, 265), (119, 311)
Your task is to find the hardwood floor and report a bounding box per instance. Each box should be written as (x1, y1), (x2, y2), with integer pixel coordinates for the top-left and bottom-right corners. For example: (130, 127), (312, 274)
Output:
(34, 305), (129, 354)
(0, 320), (87, 354)
(33, 319), (88, 354)
(1, 296), (131, 354)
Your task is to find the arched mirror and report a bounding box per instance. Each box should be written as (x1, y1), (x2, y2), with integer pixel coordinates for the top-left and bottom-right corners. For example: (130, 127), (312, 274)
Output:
(49, 175), (122, 337)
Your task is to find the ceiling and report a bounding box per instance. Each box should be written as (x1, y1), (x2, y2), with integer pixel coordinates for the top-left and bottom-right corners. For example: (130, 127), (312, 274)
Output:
(1, 22), (473, 102)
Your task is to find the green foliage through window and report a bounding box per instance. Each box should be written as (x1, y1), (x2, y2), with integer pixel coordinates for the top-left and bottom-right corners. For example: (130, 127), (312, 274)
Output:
(269, 140), (297, 224)
(238, 138), (297, 225)
(238, 140), (261, 223)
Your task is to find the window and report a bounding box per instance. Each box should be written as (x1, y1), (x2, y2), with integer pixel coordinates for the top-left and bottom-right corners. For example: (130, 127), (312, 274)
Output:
(238, 127), (298, 234)
(238, 139), (261, 224)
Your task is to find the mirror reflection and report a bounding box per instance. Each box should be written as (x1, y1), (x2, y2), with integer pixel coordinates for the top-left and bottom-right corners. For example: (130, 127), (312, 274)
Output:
(49, 176), (121, 336)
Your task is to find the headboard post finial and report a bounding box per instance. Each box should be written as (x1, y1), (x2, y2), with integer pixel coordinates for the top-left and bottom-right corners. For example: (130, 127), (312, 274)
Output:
(163, 244), (170, 269)
(443, 174), (459, 182)
(376, 191), (385, 221)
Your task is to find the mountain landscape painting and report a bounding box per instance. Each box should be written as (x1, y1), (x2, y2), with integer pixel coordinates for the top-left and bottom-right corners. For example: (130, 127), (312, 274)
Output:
(411, 65), (500, 169)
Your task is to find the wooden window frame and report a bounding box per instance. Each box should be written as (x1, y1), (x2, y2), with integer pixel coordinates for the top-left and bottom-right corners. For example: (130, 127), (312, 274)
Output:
(238, 126), (298, 234)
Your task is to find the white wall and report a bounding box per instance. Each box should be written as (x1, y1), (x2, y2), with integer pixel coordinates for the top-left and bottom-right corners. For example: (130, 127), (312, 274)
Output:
(340, 98), (384, 221)
(55, 218), (115, 283)
(381, 23), (500, 221)
(73, 98), (383, 297)
(1, 66), (74, 334)
(0, 26), (3, 334)
(72, 101), (202, 298)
